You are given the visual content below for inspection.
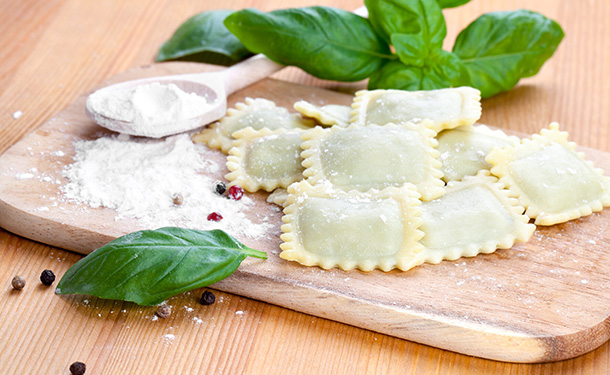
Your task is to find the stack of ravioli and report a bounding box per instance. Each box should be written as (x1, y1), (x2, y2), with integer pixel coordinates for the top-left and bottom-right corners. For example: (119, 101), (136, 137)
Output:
(192, 88), (610, 272)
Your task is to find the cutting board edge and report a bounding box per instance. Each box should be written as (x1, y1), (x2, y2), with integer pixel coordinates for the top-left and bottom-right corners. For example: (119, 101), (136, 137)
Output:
(213, 270), (610, 363)
(0, 198), (113, 252)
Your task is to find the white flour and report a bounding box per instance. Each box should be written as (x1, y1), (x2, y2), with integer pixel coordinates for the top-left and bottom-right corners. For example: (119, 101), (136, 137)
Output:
(61, 133), (272, 238)
(86, 82), (210, 138)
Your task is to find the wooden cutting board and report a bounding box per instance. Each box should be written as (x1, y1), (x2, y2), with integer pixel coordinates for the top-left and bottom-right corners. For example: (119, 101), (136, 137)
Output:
(1, 62), (610, 363)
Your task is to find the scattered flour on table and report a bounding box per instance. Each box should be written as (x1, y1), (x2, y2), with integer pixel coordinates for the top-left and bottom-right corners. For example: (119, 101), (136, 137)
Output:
(86, 82), (211, 137)
(61, 133), (271, 237)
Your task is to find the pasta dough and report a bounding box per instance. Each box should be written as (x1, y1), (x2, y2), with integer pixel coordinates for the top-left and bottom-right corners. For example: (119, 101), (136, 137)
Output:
(301, 122), (444, 200)
(293, 101), (351, 127)
(351, 87), (481, 132)
(420, 172), (535, 264)
(192, 97), (314, 153)
(267, 188), (289, 207)
(486, 123), (610, 225)
(226, 128), (304, 192)
(280, 181), (424, 271)
(437, 124), (520, 182)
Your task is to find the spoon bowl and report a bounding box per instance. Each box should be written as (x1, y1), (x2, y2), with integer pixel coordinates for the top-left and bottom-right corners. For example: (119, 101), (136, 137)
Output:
(85, 54), (283, 138)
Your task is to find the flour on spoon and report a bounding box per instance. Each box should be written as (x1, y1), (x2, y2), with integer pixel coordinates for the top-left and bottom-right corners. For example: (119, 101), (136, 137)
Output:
(86, 82), (211, 138)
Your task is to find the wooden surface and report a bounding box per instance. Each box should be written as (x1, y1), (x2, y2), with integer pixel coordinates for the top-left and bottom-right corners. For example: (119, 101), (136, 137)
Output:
(1, 0), (610, 373)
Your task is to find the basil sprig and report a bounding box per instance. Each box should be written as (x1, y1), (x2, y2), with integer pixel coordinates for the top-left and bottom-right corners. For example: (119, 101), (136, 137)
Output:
(56, 228), (266, 306)
(157, 0), (563, 98)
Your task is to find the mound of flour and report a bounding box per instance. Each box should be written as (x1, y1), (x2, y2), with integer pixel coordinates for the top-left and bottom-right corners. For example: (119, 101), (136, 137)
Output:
(61, 133), (272, 237)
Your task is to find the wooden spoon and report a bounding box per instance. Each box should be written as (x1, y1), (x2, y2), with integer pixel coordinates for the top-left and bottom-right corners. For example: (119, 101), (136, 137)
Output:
(85, 54), (283, 138)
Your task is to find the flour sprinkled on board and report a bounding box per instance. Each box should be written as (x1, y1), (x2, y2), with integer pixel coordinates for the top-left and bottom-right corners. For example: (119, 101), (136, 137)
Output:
(61, 133), (271, 237)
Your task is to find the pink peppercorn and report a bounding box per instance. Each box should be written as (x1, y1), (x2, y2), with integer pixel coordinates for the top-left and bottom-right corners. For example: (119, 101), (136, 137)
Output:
(227, 185), (244, 200)
(207, 212), (223, 221)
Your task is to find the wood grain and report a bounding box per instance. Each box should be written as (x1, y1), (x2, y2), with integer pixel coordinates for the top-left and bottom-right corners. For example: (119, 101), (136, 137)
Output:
(1, 0), (610, 373)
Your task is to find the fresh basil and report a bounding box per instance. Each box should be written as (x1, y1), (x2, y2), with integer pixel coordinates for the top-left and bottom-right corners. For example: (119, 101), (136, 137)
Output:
(369, 61), (429, 90)
(365, 0), (446, 48)
(156, 10), (253, 65)
(56, 227), (266, 306)
(368, 48), (466, 90)
(392, 33), (428, 67)
(452, 9), (564, 98)
(224, 7), (394, 81)
(437, 0), (471, 9)
(159, 1), (564, 97)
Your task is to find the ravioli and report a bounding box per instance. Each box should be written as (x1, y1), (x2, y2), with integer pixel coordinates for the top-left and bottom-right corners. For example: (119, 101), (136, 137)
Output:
(280, 181), (424, 271)
(419, 171), (535, 264)
(351, 87), (481, 132)
(267, 188), (289, 207)
(437, 124), (520, 182)
(301, 122), (444, 200)
(192, 97), (314, 153)
(226, 128), (304, 192)
(486, 123), (610, 225)
(293, 101), (351, 127)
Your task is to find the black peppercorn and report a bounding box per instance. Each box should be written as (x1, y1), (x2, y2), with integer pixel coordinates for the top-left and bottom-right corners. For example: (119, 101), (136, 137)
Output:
(40, 269), (55, 286)
(156, 304), (171, 319)
(214, 181), (227, 196)
(69, 361), (86, 375)
(11, 275), (26, 290)
(200, 290), (216, 305)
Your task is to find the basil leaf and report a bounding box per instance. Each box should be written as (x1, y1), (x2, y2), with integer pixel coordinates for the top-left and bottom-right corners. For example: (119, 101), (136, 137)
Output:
(156, 10), (253, 64)
(224, 7), (393, 81)
(368, 60), (420, 90)
(368, 49), (467, 90)
(56, 228), (266, 306)
(391, 33), (428, 67)
(365, 0), (446, 48)
(368, 60), (439, 90)
(452, 9), (564, 98)
(428, 48), (470, 86)
(437, 0), (471, 9)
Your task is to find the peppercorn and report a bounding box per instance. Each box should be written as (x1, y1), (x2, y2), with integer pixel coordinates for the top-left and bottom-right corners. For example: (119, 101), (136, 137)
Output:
(69, 361), (86, 375)
(200, 290), (216, 305)
(11, 276), (25, 290)
(214, 181), (227, 196)
(156, 304), (171, 319)
(172, 192), (184, 206)
(40, 269), (55, 286)
(227, 185), (244, 200)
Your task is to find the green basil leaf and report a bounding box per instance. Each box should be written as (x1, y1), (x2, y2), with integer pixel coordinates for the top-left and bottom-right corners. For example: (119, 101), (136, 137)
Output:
(452, 9), (564, 98)
(224, 7), (393, 81)
(365, 0), (446, 48)
(368, 49), (467, 90)
(428, 48), (470, 86)
(437, 0), (471, 9)
(56, 228), (266, 306)
(391, 33), (428, 67)
(368, 60), (440, 90)
(156, 10), (253, 64)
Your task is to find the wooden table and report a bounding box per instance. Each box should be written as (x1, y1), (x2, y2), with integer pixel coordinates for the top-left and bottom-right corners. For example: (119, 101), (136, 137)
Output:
(1, 0), (609, 373)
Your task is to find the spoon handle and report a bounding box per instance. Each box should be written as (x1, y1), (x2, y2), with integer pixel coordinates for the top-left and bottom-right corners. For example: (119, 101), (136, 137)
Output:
(221, 54), (284, 96)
